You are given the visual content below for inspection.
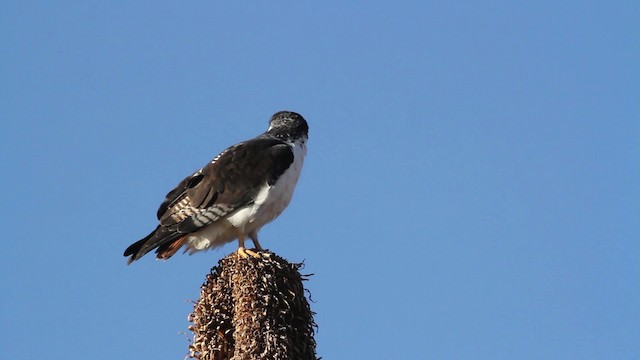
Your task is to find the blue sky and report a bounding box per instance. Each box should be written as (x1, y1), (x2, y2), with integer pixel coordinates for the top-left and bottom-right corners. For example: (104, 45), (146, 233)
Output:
(1, 1), (638, 359)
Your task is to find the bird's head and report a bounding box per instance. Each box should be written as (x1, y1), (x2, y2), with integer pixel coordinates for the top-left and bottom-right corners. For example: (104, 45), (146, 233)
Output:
(267, 111), (309, 141)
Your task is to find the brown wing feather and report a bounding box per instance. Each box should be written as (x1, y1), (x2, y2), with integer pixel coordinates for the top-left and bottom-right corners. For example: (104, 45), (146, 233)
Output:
(157, 138), (293, 230)
(173, 138), (293, 234)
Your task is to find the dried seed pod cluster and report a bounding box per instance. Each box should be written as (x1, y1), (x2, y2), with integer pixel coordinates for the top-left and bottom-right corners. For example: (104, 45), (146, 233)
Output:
(188, 251), (318, 360)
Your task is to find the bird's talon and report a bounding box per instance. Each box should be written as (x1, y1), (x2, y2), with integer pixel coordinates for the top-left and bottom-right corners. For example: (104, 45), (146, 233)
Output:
(237, 247), (261, 259)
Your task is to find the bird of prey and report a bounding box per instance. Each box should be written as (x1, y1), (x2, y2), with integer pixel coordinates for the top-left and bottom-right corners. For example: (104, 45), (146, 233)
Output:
(124, 111), (308, 264)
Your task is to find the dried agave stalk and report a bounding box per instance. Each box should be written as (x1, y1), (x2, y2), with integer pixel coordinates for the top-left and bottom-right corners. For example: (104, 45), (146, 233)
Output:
(188, 251), (318, 360)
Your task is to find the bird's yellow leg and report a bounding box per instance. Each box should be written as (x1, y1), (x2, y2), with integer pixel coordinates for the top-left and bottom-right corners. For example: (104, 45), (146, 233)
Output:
(249, 231), (263, 251)
(248, 231), (268, 258)
(237, 231), (261, 259)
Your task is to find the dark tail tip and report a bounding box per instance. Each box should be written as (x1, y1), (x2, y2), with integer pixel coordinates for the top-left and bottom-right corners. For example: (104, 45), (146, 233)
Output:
(125, 226), (178, 265)
(123, 237), (149, 265)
